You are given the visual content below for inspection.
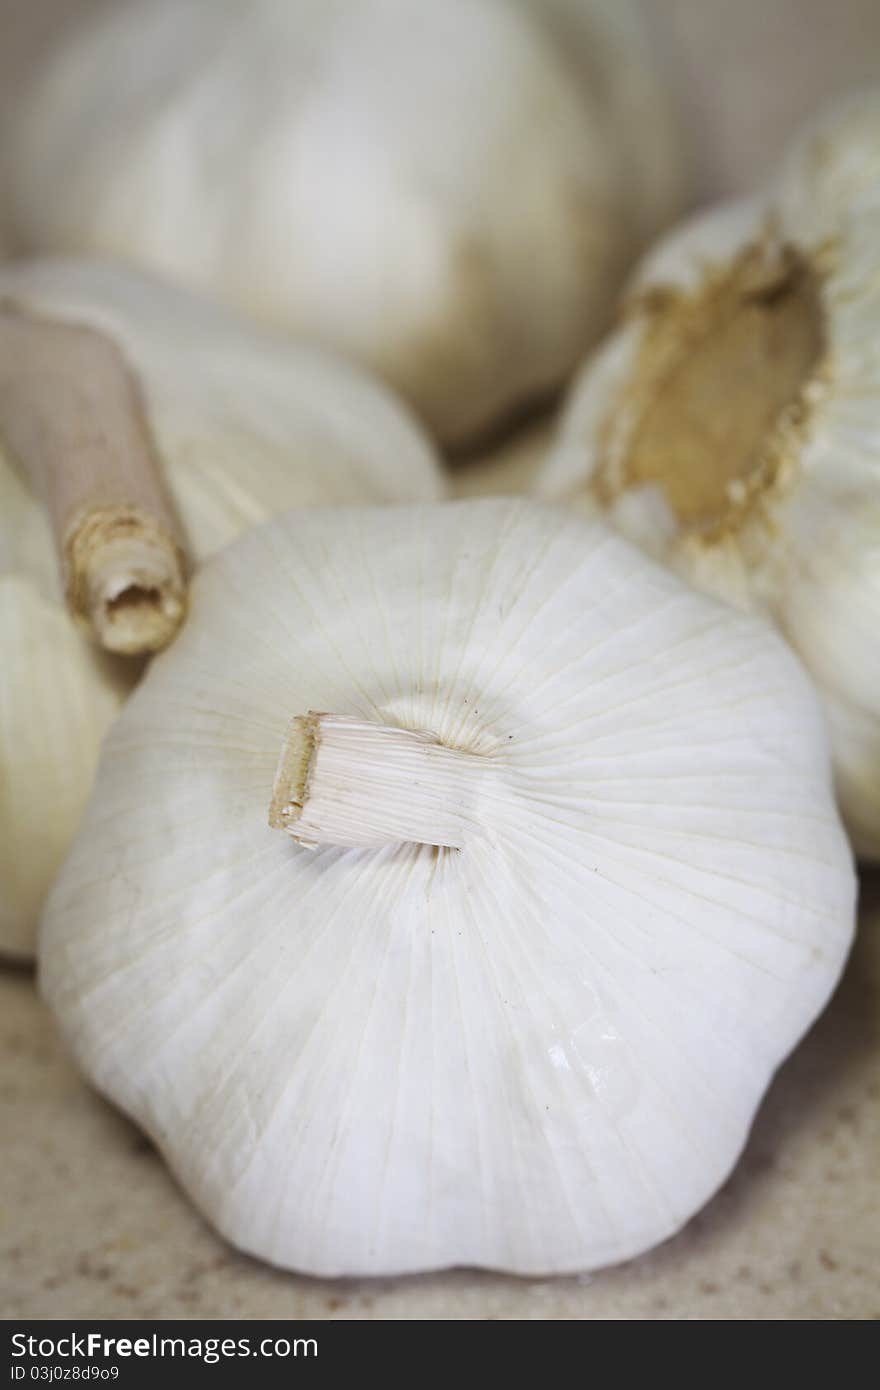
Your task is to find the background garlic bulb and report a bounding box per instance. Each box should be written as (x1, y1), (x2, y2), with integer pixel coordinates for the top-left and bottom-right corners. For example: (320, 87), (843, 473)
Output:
(523, 0), (684, 247)
(0, 258), (443, 556)
(0, 256), (442, 960)
(42, 499), (854, 1277)
(538, 93), (880, 859)
(0, 456), (134, 960)
(4, 0), (684, 447)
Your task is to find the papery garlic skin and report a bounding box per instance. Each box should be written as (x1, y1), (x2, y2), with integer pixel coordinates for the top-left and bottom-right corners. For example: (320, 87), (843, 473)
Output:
(0, 458), (136, 960)
(41, 500), (854, 1277)
(538, 93), (880, 858)
(0, 257), (443, 959)
(5, 0), (684, 446)
(0, 581), (131, 960)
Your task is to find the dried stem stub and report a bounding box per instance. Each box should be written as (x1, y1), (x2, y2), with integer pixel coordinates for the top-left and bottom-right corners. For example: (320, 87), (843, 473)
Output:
(0, 306), (187, 654)
(269, 713), (489, 850)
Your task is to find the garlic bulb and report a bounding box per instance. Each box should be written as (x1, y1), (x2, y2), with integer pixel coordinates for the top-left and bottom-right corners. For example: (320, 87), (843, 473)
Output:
(0, 256), (442, 959)
(41, 499), (854, 1277)
(5, 0), (684, 446)
(0, 456), (135, 960)
(538, 93), (880, 858)
(523, 0), (683, 246)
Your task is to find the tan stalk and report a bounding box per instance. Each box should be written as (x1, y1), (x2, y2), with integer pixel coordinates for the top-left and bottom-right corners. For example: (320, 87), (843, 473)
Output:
(0, 305), (187, 655)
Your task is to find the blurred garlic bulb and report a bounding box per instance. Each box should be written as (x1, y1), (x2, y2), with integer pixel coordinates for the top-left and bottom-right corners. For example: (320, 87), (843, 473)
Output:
(42, 499), (854, 1276)
(523, 0), (683, 246)
(5, 0), (684, 447)
(0, 456), (135, 961)
(538, 93), (880, 858)
(0, 256), (442, 959)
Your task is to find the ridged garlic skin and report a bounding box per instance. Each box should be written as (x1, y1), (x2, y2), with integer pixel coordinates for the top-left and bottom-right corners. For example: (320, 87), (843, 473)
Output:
(41, 501), (854, 1277)
(0, 588), (130, 961)
(0, 257), (443, 959)
(5, 0), (683, 446)
(0, 465), (134, 960)
(538, 93), (880, 858)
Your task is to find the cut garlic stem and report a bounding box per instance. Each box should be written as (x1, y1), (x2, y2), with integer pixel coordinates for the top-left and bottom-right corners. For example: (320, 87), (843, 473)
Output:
(269, 713), (489, 850)
(0, 306), (186, 655)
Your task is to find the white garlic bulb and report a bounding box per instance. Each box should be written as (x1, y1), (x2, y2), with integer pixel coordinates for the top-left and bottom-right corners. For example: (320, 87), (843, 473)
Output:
(538, 93), (880, 859)
(0, 256), (443, 960)
(5, 0), (684, 446)
(41, 499), (854, 1277)
(0, 455), (134, 960)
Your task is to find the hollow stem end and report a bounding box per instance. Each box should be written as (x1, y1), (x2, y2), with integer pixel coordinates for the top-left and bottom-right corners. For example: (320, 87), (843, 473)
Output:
(66, 506), (187, 656)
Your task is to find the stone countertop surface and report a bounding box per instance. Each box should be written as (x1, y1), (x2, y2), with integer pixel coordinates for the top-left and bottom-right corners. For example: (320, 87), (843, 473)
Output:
(2, 876), (877, 1320)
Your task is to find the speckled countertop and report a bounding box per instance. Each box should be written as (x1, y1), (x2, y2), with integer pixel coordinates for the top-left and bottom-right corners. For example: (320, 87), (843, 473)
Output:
(2, 876), (877, 1320)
